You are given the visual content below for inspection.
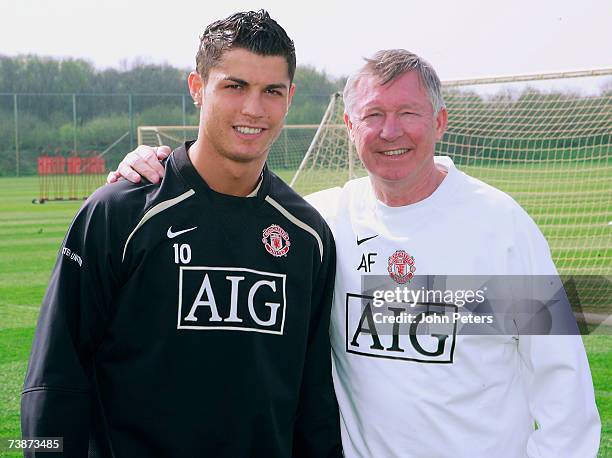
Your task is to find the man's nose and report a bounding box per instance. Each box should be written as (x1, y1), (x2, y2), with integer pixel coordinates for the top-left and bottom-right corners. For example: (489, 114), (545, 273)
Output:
(241, 92), (265, 118)
(379, 115), (402, 142)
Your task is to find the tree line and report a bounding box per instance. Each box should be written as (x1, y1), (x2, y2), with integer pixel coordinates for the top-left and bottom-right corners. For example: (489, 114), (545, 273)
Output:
(0, 55), (345, 174)
(0, 55), (609, 175)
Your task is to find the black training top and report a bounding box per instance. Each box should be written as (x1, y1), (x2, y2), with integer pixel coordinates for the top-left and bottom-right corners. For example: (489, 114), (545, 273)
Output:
(21, 142), (341, 458)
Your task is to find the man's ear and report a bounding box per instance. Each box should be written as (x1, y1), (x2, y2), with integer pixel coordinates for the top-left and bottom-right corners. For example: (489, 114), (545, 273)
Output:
(188, 71), (203, 107)
(435, 107), (448, 140)
(344, 112), (354, 142)
(286, 83), (296, 115)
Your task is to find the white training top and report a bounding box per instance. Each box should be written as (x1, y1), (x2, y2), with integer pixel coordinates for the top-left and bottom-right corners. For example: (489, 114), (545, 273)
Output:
(306, 156), (600, 458)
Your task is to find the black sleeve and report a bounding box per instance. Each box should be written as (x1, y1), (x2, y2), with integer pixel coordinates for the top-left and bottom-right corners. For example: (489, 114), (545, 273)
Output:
(21, 196), (120, 457)
(293, 229), (343, 458)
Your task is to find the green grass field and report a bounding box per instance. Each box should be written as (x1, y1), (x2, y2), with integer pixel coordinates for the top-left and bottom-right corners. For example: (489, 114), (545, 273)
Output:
(0, 172), (610, 456)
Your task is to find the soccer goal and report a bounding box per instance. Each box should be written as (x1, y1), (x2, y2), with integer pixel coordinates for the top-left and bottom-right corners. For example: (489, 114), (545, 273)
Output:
(291, 69), (612, 277)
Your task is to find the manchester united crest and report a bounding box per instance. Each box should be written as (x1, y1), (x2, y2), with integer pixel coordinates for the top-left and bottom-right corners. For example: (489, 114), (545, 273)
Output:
(262, 224), (291, 257)
(387, 250), (416, 284)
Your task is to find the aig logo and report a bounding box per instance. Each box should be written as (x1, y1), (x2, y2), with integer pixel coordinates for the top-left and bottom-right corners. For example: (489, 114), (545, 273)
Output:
(178, 267), (286, 335)
(346, 293), (456, 363)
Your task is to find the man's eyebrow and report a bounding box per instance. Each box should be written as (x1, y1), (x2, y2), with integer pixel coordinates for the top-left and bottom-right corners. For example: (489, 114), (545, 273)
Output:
(397, 103), (425, 110)
(223, 77), (288, 91)
(224, 76), (249, 86)
(360, 102), (383, 113)
(265, 83), (288, 91)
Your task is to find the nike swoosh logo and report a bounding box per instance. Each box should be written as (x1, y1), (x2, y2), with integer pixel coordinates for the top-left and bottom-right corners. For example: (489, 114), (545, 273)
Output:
(357, 234), (379, 245)
(167, 226), (198, 239)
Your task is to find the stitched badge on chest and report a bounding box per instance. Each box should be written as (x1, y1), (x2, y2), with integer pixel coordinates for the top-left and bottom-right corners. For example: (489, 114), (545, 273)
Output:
(388, 250), (416, 284)
(262, 224), (291, 257)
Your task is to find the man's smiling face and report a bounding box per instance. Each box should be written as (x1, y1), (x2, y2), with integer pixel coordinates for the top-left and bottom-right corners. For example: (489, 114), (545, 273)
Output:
(192, 47), (294, 164)
(345, 70), (447, 187)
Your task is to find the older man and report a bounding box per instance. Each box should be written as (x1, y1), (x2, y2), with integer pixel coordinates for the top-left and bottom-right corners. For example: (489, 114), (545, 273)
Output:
(110, 49), (600, 457)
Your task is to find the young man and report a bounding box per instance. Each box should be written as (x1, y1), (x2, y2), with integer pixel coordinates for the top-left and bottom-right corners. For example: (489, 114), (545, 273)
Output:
(22, 11), (341, 457)
(113, 50), (601, 457)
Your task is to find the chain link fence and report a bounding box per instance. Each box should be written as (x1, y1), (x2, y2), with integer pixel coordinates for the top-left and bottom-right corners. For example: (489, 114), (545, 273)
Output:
(0, 93), (201, 176)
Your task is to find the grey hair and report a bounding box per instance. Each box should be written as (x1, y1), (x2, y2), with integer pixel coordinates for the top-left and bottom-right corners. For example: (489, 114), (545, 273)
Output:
(343, 49), (445, 118)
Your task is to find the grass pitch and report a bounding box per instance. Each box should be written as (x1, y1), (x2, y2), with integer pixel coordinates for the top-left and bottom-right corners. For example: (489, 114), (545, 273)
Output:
(0, 173), (610, 456)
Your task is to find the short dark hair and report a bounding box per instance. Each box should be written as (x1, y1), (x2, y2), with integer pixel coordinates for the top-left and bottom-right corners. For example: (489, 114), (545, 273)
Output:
(196, 10), (296, 83)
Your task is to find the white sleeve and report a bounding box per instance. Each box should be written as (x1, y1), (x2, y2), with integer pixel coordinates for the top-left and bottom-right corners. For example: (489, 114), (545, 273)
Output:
(512, 207), (601, 457)
(305, 187), (342, 227)
(519, 335), (600, 457)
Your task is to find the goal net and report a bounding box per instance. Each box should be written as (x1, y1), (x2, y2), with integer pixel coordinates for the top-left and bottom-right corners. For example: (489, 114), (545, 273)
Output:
(290, 69), (612, 279)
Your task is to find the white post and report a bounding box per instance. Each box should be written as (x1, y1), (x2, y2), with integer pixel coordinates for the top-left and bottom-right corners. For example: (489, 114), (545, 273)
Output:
(289, 93), (338, 188)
